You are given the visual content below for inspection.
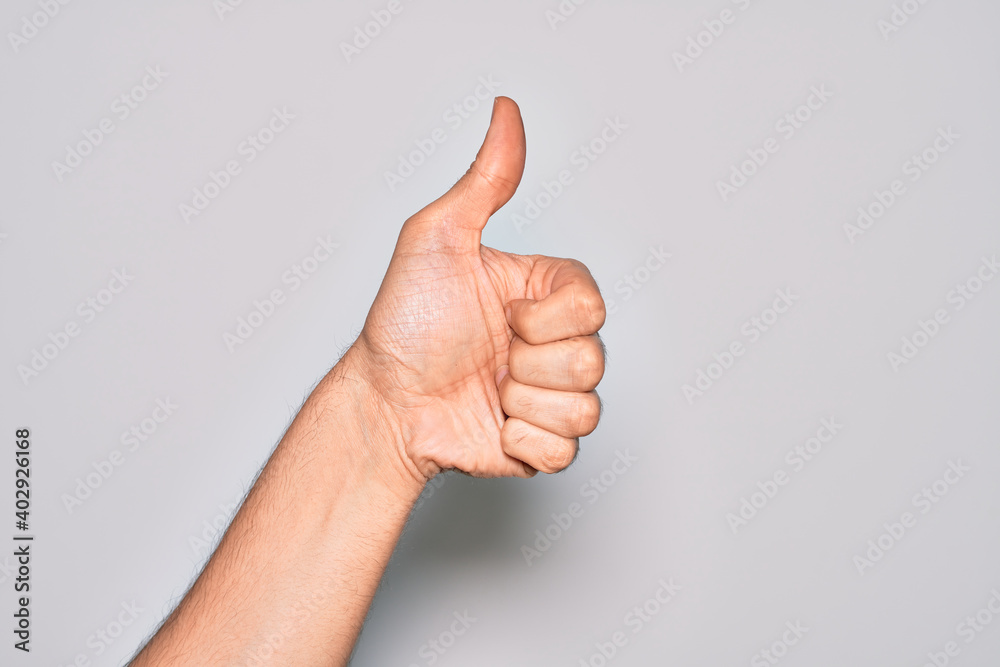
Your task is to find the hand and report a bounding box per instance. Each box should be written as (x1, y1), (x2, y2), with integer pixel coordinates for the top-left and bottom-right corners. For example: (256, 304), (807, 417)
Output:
(131, 96), (606, 667)
(352, 97), (606, 482)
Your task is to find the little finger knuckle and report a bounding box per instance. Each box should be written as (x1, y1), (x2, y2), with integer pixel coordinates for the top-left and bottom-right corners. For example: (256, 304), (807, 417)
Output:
(539, 440), (577, 473)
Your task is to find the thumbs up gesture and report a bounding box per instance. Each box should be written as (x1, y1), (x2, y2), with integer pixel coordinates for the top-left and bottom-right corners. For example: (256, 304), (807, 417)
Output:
(352, 97), (606, 481)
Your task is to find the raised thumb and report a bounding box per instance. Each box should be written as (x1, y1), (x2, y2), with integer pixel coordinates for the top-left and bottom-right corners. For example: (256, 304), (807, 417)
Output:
(418, 96), (526, 233)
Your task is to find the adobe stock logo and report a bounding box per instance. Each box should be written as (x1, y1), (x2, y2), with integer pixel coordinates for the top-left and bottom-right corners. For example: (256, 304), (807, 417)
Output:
(383, 75), (502, 192)
(545, 0), (589, 31)
(886, 254), (997, 372)
(604, 245), (671, 317)
(916, 588), (1000, 667)
(223, 236), (339, 352)
(17, 268), (134, 386)
(726, 417), (844, 534)
(7, 0), (74, 54)
(844, 127), (958, 245)
(852, 460), (970, 575)
(214, 0), (248, 21)
(56, 601), (144, 666)
(61, 398), (179, 514)
(179, 107), (296, 224)
(750, 621), (809, 667)
(406, 611), (477, 667)
(51, 66), (168, 183)
(682, 288), (798, 404)
(521, 450), (638, 566)
(578, 578), (682, 667)
(511, 117), (628, 233)
(877, 0), (934, 41)
(716, 85), (834, 202)
(672, 0), (756, 73)
(339, 0), (413, 64)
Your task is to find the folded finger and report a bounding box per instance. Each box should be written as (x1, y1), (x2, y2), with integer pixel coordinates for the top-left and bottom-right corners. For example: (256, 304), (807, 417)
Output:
(500, 417), (579, 475)
(506, 258), (606, 345)
(498, 369), (601, 438)
(508, 334), (605, 392)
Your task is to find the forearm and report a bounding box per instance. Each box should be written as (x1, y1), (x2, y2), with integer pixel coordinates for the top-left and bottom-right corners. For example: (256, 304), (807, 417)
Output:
(133, 346), (426, 666)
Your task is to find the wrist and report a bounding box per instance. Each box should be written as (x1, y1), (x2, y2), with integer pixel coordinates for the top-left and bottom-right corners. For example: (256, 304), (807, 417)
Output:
(323, 342), (429, 503)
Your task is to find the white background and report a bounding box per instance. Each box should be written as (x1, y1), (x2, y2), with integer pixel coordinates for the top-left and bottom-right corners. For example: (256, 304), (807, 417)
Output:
(2, 0), (999, 665)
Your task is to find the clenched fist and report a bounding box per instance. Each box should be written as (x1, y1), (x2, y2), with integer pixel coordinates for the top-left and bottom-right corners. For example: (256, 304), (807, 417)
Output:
(350, 97), (607, 481)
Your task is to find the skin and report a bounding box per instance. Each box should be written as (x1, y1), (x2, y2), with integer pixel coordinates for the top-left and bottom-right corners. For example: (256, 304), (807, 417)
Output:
(131, 97), (606, 666)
